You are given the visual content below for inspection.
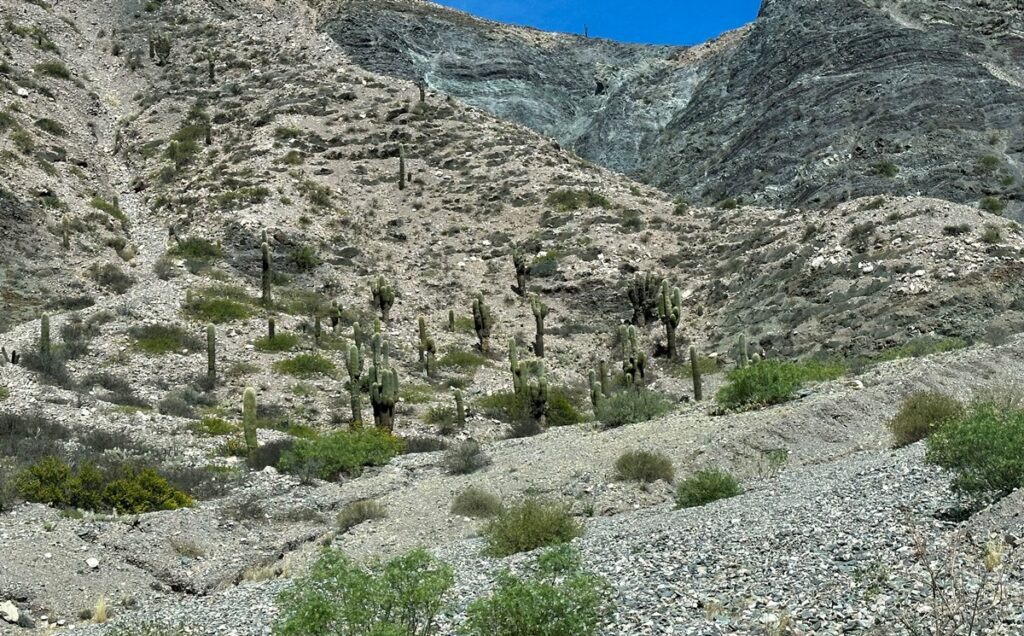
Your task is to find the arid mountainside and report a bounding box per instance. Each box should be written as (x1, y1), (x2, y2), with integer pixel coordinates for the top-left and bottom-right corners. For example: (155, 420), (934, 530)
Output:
(325, 0), (1024, 216)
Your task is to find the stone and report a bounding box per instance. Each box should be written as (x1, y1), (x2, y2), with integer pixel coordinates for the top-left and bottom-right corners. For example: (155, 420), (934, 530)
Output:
(0, 602), (18, 624)
(86, 557), (100, 569)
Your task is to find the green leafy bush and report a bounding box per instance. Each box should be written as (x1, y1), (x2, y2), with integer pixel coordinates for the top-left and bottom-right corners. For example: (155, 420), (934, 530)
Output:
(715, 360), (845, 411)
(980, 196), (1006, 214)
(169, 237), (222, 260)
(926, 402), (1024, 501)
(451, 486), (503, 518)
(278, 428), (403, 480)
(129, 324), (203, 354)
(184, 286), (253, 323)
(874, 336), (968, 362)
(462, 546), (612, 636)
(887, 391), (964, 448)
(546, 190), (611, 212)
(438, 349), (489, 370)
(478, 388), (586, 428)
(594, 389), (673, 428)
(254, 332), (300, 352)
(675, 469), (742, 509)
(482, 497), (583, 557)
(273, 548), (453, 636)
(614, 450), (674, 483)
(273, 353), (335, 377)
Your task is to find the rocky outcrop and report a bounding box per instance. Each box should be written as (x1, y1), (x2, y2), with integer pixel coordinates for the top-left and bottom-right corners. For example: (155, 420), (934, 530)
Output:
(323, 0), (1024, 217)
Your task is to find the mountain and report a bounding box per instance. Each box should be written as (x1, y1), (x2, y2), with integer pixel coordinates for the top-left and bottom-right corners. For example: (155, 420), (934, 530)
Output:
(325, 0), (1024, 216)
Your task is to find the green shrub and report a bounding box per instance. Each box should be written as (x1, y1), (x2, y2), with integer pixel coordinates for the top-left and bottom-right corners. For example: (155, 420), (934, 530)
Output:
(875, 336), (968, 363)
(129, 323), (203, 354)
(614, 450), (674, 483)
(402, 435), (449, 454)
(34, 117), (66, 136)
(194, 416), (236, 436)
(715, 360), (844, 411)
(15, 457), (192, 513)
(482, 497), (583, 557)
(462, 546), (612, 636)
(443, 440), (490, 475)
(36, 60), (70, 79)
(594, 389), (673, 428)
(887, 391), (964, 448)
(273, 548), (453, 636)
(273, 353), (335, 377)
(546, 190), (611, 212)
(254, 332), (300, 352)
(184, 288), (252, 323)
(336, 499), (387, 533)
(278, 428), (403, 480)
(980, 196), (1006, 214)
(0, 387), (8, 401)
(451, 486), (503, 518)
(438, 349), (489, 370)
(870, 161), (899, 178)
(926, 402), (1024, 501)
(169, 237), (222, 260)
(675, 469), (742, 508)
(478, 388), (586, 428)
(288, 246), (321, 271)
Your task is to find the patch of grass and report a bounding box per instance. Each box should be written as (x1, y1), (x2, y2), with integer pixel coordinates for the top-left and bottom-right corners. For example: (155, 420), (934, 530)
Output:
(399, 383), (436, 404)
(980, 196), (1006, 214)
(478, 388), (586, 429)
(668, 355), (720, 379)
(169, 237), (222, 260)
(129, 323), (203, 354)
(870, 161), (899, 178)
(451, 486), (503, 518)
(463, 546), (612, 636)
(193, 416), (237, 436)
(278, 428), (403, 480)
(614, 450), (674, 483)
(546, 189), (612, 212)
(887, 391), (964, 448)
(438, 349), (489, 370)
(35, 60), (71, 79)
(926, 400), (1024, 502)
(402, 435), (449, 454)
(184, 286), (253, 323)
(675, 469), (742, 508)
(273, 548), (453, 636)
(595, 388), (673, 428)
(715, 360), (845, 411)
(443, 440), (490, 475)
(0, 387), (8, 401)
(254, 332), (300, 352)
(336, 499), (386, 533)
(34, 117), (67, 136)
(273, 353), (335, 377)
(482, 497), (583, 557)
(875, 336), (968, 363)
(981, 224), (1002, 244)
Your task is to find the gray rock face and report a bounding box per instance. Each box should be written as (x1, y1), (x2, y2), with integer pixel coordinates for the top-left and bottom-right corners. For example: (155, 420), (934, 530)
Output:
(324, 0), (1024, 215)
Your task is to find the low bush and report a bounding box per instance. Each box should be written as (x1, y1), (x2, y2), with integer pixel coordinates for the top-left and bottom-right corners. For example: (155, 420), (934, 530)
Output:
(278, 428), (403, 480)
(715, 360), (845, 411)
(169, 237), (222, 260)
(875, 336), (968, 363)
(451, 486), (503, 518)
(478, 388), (586, 429)
(273, 353), (335, 378)
(614, 450), (674, 483)
(482, 497), (583, 557)
(462, 546), (612, 636)
(443, 440), (490, 475)
(675, 469), (742, 508)
(887, 391), (964, 448)
(184, 286), (253, 323)
(19, 349), (72, 388)
(595, 388), (673, 428)
(336, 499), (387, 533)
(980, 196), (1006, 214)
(926, 401), (1024, 501)
(88, 263), (135, 294)
(157, 386), (217, 419)
(254, 332), (300, 352)
(438, 349), (489, 371)
(130, 324), (203, 354)
(402, 435), (449, 454)
(546, 189), (611, 212)
(273, 548), (453, 636)
(247, 439), (295, 471)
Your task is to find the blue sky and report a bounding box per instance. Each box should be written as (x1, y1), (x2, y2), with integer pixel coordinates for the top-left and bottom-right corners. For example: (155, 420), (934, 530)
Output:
(434, 0), (762, 46)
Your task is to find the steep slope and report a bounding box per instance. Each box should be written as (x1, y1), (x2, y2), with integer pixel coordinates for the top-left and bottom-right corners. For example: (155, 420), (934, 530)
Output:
(322, 0), (1024, 216)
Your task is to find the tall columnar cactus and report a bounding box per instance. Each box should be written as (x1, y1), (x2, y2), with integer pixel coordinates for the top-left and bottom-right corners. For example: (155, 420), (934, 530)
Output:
(206, 325), (217, 386)
(314, 315), (322, 348)
(268, 317), (276, 341)
(371, 276), (395, 322)
(738, 334), (748, 368)
(531, 297), (548, 358)
(39, 314), (50, 355)
(346, 344), (364, 426)
(599, 359), (610, 397)
(62, 216), (70, 250)
(622, 325), (647, 387)
(261, 242), (272, 306)
(524, 364), (549, 428)
(690, 346), (703, 402)
(512, 249), (529, 297)
(207, 55), (215, 83)
(448, 309), (455, 332)
(353, 321), (363, 349)
(508, 339), (523, 394)
(243, 387), (258, 458)
(657, 281), (682, 360)
(330, 300), (342, 331)
(398, 144), (406, 191)
(454, 389), (465, 425)
(417, 316), (437, 377)
(371, 333), (384, 368)
(588, 370), (601, 409)
(627, 272), (662, 327)
(472, 294), (493, 354)
(417, 81), (426, 103)
(370, 366), (399, 431)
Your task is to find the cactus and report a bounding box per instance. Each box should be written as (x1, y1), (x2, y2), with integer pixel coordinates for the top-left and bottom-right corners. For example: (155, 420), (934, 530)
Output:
(589, 370), (601, 409)
(599, 359), (610, 397)
(738, 334), (748, 368)
(418, 81), (426, 103)
(371, 276), (395, 322)
(370, 366), (399, 431)
(751, 352), (762, 363)
(472, 294), (493, 354)
(152, 33), (172, 66)
(204, 122), (212, 146)
(39, 314), (50, 355)
(398, 144), (406, 191)
(512, 249), (529, 296)
(448, 309), (455, 332)
(206, 325), (216, 387)
(531, 297), (548, 358)
(508, 339), (523, 394)
(261, 242), (272, 306)
(627, 272), (662, 326)
(243, 387), (258, 458)
(268, 317), (276, 341)
(657, 281), (682, 360)
(330, 300), (342, 331)
(524, 364), (549, 428)
(346, 344), (364, 426)
(690, 346), (703, 402)
(207, 54), (215, 83)
(418, 316), (436, 377)
(314, 315), (322, 348)
(371, 332), (384, 368)
(61, 216), (70, 250)
(622, 325), (647, 387)
(353, 321), (363, 349)
(454, 389), (465, 424)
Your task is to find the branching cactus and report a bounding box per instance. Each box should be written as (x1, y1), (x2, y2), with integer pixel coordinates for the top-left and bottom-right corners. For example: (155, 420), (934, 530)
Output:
(370, 366), (399, 431)
(472, 294), (493, 353)
(39, 314), (50, 355)
(657, 281), (682, 360)
(524, 364), (549, 428)
(690, 345), (703, 401)
(512, 249), (529, 297)
(508, 338), (523, 394)
(261, 242), (272, 306)
(627, 272), (662, 326)
(347, 344), (364, 426)
(243, 387), (258, 458)
(371, 276), (395, 322)
(622, 325), (647, 387)
(531, 297), (548, 358)
(207, 325), (216, 387)
(454, 389), (465, 425)
(398, 144), (406, 191)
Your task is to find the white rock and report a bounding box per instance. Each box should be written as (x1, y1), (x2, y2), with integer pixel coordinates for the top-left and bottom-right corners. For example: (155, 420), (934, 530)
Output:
(0, 601), (19, 624)
(86, 557), (100, 569)
(16, 87), (28, 97)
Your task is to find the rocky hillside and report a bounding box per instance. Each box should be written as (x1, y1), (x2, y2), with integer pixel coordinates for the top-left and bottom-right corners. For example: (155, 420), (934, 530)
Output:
(324, 0), (1024, 216)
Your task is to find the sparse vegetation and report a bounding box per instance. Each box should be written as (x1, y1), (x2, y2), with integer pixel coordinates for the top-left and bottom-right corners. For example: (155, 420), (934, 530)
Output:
(980, 196), (1006, 214)
(451, 486), (503, 518)
(443, 439), (490, 475)
(336, 499), (387, 533)
(273, 353), (335, 377)
(875, 336), (967, 363)
(278, 428), (403, 480)
(887, 391), (964, 448)
(715, 360), (845, 411)
(595, 388), (673, 427)
(614, 450), (674, 483)
(546, 189), (611, 212)
(130, 324), (203, 354)
(482, 497), (583, 557)
(675, 469), (742, 508)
